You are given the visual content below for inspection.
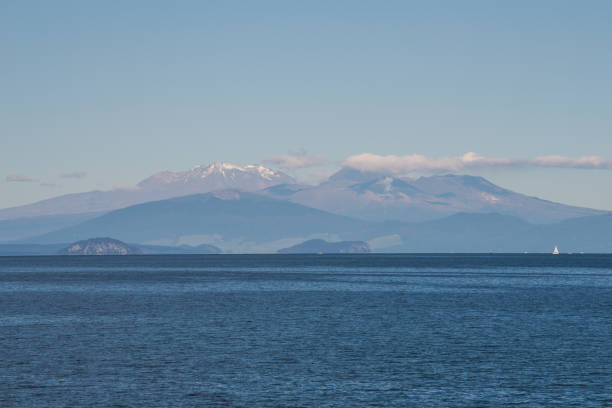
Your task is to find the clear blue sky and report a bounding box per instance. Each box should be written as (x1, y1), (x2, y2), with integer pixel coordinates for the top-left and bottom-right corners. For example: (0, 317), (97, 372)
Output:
(2, 0), (612, 210)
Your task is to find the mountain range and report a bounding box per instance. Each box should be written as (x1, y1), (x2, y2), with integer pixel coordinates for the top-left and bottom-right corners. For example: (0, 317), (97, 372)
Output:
(263, 171), (603, 223)
(1, 162), (610, 253)
(28, 191), (371, 253)
(9, 190), (612, 253)
(0, 162), (604, 223)
(0, 163), (294, 220)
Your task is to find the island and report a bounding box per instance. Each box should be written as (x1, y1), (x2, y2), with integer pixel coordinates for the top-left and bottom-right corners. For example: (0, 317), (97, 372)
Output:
(58, 238), (142, 255)
(277, 239), (371, 254)
(57, 238), (223, 255)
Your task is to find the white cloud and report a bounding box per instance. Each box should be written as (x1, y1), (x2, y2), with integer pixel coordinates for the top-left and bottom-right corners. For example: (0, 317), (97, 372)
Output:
(6, 174), (36, 182)
(342, 152), (612, 174)
(530, 156), (612, 169)
(342, 152), (519, 174)
(265, 149), (327, 170)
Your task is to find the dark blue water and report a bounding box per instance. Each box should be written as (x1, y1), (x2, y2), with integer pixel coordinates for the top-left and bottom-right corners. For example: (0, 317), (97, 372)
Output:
(1, 254), (611, 407)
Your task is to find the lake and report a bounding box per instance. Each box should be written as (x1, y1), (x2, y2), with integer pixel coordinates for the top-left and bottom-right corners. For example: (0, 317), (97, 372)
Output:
(1, 254), (611, 407)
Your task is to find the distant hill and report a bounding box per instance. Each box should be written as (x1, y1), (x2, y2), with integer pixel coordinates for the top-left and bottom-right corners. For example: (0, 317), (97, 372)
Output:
(0, 163), (294, 221)
(393, 213), (534, 253)
(8, 210), (612, 255)
(29, 191), (372, 252)
(0, 213), (100, 243)
(385, 212), (612, 253)
(278, 239), (371, 254)
(59, 238), (142, 255)
(15, 192), (612, 254)
(264, 171), (606, 223)
(524, 213), (612, 253)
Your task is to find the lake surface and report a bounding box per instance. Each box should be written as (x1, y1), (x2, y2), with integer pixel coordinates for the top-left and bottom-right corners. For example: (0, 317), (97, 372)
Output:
(1, 254), (611, 407)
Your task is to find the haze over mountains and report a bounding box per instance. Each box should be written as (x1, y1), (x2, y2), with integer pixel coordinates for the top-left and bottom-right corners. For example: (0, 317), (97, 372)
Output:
(1, 161), (610, 253)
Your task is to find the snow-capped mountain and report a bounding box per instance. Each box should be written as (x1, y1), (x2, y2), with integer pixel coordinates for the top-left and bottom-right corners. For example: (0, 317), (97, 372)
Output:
(138, 162), (294, 194)
(262, 169), (607, 223)
(0, 163), (294, 220)
(0, 162), (607, 231)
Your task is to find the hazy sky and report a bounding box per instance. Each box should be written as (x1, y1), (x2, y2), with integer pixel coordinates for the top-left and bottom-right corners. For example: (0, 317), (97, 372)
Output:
(2, 0), (612, 210)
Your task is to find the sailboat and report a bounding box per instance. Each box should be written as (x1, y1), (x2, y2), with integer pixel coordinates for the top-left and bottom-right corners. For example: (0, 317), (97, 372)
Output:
(552, 246), (559, 255)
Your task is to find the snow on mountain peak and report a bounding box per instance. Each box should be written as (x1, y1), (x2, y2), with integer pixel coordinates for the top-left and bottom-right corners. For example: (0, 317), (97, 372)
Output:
(137, 162), (294, 190)
(243, 164), (278, 180)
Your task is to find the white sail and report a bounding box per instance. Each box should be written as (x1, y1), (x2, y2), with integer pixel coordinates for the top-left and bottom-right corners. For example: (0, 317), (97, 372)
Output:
(552, 246), (559, 255)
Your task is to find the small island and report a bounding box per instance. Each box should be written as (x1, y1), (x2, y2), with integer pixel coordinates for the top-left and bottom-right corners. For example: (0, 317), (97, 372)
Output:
(278, 239), (371, 254)
(58, 238), (142, 255)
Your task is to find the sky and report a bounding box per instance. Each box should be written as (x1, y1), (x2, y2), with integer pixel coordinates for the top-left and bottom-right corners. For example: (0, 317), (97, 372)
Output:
(2, 0), (612, 210)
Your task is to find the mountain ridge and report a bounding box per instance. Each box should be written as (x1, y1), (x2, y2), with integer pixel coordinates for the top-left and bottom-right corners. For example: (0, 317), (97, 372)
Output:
(266, 171), (605, 223)
(27, 191), (372, 252)
(0, 163), (294, 220)
(0, 163), (607, 226)
(19, 191), (612, 253)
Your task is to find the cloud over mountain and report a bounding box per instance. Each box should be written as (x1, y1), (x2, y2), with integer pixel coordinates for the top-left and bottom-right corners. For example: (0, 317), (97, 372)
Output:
(342, 152), (612, 174)
(530, 156), (612, 169)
